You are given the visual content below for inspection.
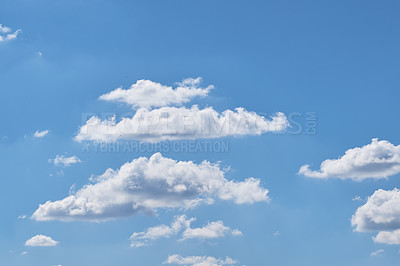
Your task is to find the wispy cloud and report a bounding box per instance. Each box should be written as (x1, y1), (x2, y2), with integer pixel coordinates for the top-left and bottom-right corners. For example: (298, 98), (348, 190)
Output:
(0, 24), (11, 33)
(163, 254), (238, 266)
(130, 215), (241, 247)
(0, 24), (21, 42)
(352, 196), (362, 202)
(34, 130), (49, 138)
(370, 249), (384, 257)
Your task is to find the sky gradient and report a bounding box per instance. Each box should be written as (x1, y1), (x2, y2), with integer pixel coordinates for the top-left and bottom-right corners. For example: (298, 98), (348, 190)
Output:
(1, 1), (400, 265)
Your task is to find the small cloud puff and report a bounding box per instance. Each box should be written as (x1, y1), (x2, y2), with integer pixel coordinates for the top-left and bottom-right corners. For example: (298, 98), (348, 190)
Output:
(25, 235), (58, 247)
(164, 254), (238, 266)
(0, 24), (21, 42)
(52, 155), (81, 167)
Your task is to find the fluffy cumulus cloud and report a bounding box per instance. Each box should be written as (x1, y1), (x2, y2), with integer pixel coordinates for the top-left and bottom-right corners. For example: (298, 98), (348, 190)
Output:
(352, 188), (400, 245)
(130, 215), (241, 247)
(99, 78), (213, 108)
(0, 24), (21, 42)
(32, 153), (269, 222)
(75, 106), (289, 143)
(299, 139), (400, 181)
(351, 188), (400, 232)
(34, 130), (49, 138)
(52, 155), (81, 167)
(373, 230), (400, 245)
(25, 235), (58, 247)
(164, 254), (238, 266)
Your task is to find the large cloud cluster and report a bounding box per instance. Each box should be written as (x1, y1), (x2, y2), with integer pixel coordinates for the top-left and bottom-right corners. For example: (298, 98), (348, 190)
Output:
(75, 78), (289, 143)
(75, 106), (288, 143)
(32, 153), (269, 222)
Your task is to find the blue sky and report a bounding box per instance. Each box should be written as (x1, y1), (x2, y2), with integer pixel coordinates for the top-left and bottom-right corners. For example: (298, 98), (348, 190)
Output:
(1, 0), (400, 265)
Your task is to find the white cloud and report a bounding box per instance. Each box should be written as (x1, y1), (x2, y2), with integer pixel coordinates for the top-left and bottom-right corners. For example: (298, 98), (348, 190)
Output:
(32, 153), (269, 222)
(99, 78), (213, 108)
(0, 24), (21, 42)
(76, 77), (289, 143)
(351, 188), (400, 232)
(130, 215), (241, 247)
(181, 220), (242, 240)
(370, 249), (384, 257)
(34, 130), (49, 138)
(25, 235), (58, 247)
(17, 215), (27, 220)
(0, 24), (11, 33)
(299, 139), (400, 181)
(20, 251), (28, 255)
(164, 254), (238, 266)
(373, 230), (400, 245)
(130, 215), (193, 247)
(75, 106), (289, 143)
(52, 155), (81, 167)
(352, 188), (400, 245)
